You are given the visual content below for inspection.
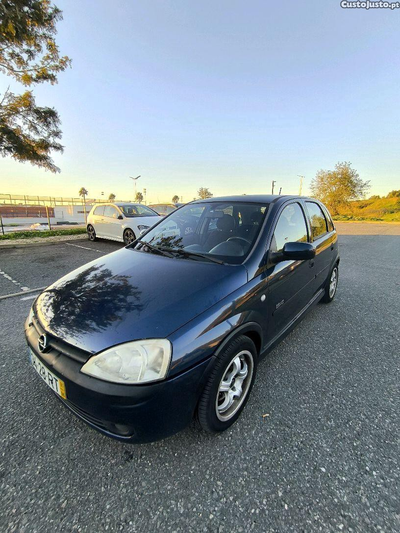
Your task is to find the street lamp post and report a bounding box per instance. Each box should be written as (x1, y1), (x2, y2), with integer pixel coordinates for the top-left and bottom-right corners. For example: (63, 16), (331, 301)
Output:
(297, 175), (305, 196)
(129, 175), (141, 200)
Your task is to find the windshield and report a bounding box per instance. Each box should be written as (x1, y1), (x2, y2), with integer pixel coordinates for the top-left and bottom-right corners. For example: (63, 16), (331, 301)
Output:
(135, 201), (269, 264)
(120, 205), (158, 217)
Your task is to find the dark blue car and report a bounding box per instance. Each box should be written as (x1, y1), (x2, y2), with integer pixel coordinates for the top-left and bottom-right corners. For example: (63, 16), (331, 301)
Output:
(25, 195), (339, 443)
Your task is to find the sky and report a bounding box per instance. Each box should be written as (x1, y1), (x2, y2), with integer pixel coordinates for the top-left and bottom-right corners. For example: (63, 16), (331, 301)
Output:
(0, 0), (399, 203)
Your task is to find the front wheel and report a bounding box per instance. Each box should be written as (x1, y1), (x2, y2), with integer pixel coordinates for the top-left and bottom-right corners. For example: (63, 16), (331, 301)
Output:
(87, 225), (97, 241)
(197, 336), (257, 433)
(322, 264), (339, 303)
(123, 228), (136, 245)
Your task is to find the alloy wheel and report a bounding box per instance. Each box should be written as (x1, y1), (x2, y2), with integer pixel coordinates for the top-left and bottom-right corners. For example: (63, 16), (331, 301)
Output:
(124, 229), (135, 245)
(87, 226), (96, 241)
(329, 268), (338, 298)
(215, 350), (254, 421)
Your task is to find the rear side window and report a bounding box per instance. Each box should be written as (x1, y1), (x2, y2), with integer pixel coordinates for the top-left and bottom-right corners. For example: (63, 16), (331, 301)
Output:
(321, 205), (334, 232)
(271, 203), (308, 253)
(306, 202), (328, 239)
(93, 206), (105, 216)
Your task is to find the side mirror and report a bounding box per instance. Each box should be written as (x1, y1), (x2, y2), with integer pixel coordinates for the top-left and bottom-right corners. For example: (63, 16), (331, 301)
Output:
(118, 215), (123, 220)
(271, 242), (315, 263)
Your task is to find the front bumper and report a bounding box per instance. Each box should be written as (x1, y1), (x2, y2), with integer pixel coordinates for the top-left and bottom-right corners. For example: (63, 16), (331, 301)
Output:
(25, 320), (212, 443)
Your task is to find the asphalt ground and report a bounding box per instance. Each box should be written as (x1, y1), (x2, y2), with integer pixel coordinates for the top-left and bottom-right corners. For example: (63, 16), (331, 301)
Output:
(0, 224), (399, 532)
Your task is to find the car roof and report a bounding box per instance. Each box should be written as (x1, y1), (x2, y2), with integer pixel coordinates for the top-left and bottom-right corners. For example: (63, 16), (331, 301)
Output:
(191, 194), (301, 204)
(148, 203), (176, 207)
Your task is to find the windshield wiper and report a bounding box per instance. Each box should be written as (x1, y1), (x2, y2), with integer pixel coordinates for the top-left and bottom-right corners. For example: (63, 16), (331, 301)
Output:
(135, 240), (174, 258)
(162, 248), (225, 265)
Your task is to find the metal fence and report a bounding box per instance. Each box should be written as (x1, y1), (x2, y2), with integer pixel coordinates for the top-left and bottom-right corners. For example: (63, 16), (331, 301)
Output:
(0, 193), (131, 206)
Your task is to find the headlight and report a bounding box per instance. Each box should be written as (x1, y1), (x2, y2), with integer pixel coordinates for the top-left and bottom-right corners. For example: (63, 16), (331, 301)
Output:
(80, 339), (172, 384)
(137, 225), (149, 231)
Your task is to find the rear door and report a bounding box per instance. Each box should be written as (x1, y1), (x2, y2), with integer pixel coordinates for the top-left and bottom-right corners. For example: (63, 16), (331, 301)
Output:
(304, 201), (337, 292)
(265, 201), (315, 340)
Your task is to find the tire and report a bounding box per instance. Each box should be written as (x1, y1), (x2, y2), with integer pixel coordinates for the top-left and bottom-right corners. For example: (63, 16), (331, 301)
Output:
(123, 228), (136, 245)
(321, 264), (339, 303)
(197, 335), (257, 433)
(87, 225), (97, 241)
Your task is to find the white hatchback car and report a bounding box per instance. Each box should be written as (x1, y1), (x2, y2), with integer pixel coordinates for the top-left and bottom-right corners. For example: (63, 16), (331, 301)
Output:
(87, 203), (162, 244)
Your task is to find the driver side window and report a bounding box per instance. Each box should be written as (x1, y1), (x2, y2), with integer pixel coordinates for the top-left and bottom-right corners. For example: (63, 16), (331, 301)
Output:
(271, 203), (308, 253)
(103, 205), (118, 218)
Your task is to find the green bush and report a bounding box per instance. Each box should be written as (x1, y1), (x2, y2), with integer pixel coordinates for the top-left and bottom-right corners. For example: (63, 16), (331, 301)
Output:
(0, 228), (86, 240)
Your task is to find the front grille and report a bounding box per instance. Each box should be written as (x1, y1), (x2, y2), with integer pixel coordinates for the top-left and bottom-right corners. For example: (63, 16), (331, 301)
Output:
(31, 315), (91, 364)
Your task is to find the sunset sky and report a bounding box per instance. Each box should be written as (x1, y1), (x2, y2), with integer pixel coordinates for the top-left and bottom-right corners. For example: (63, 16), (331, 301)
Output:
(0, 0), (399, 203)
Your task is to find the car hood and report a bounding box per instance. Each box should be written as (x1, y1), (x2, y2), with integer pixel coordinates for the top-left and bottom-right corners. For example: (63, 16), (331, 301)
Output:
(35, 248), (247, 354)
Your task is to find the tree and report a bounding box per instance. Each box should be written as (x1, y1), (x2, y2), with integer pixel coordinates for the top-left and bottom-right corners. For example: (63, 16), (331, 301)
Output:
(387, 190), (400, 198)
(79, 187), (88, 198)
(108, 193), (116, 201)
(197, 187), (213, 199)
(172, 195), (180, 204)
(79, 187), (88, 224)
(310, 162), (370, 215)
(0, 0), (71, 172)
(135, 192), (143, 204)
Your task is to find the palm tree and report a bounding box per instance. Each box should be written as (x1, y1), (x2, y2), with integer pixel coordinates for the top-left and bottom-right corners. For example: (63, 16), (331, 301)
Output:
(108, 193), (116, 202)
(172, 195), (180, 204)
(135, 192), (143, 204)
(79, 187), (88, 224)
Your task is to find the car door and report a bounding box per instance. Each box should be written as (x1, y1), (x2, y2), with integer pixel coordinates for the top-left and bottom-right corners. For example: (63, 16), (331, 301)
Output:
(304, 201), (337, 292)
(102, 205), (122, 240)
(265, 201), (316, 341)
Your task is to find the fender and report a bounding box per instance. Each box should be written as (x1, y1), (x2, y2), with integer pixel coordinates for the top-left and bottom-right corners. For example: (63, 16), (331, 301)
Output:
(214, 321), (263, 357)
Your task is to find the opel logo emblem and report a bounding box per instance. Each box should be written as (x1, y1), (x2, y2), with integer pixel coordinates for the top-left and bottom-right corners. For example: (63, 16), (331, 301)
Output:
(38, 334), (48, 353)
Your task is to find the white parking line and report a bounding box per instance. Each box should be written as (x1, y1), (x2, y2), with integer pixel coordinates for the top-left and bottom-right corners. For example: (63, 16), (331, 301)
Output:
(66, 243), (104, 253)
(0, 269), (30, 291)
(20, 294), (38, 301)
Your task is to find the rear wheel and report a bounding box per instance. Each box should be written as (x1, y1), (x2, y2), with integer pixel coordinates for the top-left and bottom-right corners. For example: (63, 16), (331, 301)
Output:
(322, 264), (338, 303)
(87, 225), (97, 241)
(123, 228), (136, 245)
(197, 336), (257, 433)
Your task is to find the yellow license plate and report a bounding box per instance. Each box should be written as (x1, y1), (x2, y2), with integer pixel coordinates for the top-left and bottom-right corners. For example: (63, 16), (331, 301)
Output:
(29, 349), (67, 399)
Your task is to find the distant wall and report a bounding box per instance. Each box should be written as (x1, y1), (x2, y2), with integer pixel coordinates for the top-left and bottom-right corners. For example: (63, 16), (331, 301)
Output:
(0, 204), (91, 224)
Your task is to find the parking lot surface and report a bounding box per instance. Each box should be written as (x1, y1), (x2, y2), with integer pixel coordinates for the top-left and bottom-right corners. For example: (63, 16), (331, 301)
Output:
(1, 226), (399, 532)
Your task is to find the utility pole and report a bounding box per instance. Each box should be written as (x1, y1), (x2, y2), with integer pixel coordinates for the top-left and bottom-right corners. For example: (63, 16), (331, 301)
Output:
(297, 175), (305, 196)
(129, 175), (141, 200)
(271, 180), (276, 194)
(278, 187), (282, 195)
